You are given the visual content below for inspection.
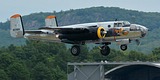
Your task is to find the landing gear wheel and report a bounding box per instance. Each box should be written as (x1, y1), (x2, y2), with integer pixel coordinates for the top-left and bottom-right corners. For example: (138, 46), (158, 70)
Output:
(100, 46), (110, 56)
(71, 45), (80, 56)
(120, 44), (127, 51)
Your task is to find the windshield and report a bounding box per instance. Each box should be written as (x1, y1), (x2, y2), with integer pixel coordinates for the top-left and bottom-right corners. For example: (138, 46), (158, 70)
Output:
(123, 21), (131, 27)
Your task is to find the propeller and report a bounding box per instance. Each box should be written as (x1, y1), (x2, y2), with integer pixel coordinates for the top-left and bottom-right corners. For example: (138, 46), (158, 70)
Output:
(101, 29), (107, 38)
(97, 27), (107, 39)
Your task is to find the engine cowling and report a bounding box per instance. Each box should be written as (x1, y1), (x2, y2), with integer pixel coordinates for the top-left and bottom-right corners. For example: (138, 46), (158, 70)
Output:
(97, 27), (106, 39)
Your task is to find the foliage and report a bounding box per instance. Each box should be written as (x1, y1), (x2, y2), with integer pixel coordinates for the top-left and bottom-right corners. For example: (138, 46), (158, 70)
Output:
(0, 69), (8, 80)
(0, 41), (160, 79)
(7, 62), (30, 80)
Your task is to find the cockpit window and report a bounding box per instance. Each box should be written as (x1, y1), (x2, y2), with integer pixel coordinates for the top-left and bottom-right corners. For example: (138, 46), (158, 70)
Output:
(136, 25), (141, 30)
(123, 21), (131, 27)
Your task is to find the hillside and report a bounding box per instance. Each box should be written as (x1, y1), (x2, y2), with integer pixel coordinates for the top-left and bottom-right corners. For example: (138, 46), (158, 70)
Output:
(0, 6), (160, 53)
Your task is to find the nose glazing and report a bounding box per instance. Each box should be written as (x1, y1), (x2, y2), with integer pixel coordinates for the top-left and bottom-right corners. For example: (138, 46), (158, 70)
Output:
(140, 25), (148, 37)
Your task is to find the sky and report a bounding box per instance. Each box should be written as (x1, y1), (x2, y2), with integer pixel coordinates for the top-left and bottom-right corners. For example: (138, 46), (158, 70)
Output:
(1, 0), (160, 22)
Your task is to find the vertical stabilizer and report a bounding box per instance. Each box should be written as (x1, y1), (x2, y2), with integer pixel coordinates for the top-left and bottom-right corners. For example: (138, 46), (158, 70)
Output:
(45, 15), (58, 28)
(10, 14), (24, 38)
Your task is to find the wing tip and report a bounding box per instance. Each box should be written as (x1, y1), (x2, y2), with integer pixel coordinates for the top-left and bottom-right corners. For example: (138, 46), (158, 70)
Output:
(10, 14), (21, 18)
(46, 15), (56, 19)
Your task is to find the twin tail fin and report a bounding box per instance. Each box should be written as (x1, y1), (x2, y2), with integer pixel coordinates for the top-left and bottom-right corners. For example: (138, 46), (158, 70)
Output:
(10, 14), (24, 38)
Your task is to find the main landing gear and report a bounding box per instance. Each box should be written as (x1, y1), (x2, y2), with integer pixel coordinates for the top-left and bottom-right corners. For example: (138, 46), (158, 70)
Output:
(100, 45), (110, 56)
(99, 43), (128, 56)
(70, 45), (80, 56)
(99, 42), (111, 56)
(120, 44), (127, 51)
(70, 44), (111, 56)
(70, 44), (128, 56)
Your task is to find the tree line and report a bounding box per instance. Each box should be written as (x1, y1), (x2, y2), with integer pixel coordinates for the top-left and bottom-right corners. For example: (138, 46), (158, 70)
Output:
(0, 40), (160, 80)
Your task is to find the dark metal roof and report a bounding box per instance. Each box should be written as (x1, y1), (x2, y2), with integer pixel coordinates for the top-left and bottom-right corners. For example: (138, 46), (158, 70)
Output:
(68, 62), (160, 66)
(105, 63), (160, 77)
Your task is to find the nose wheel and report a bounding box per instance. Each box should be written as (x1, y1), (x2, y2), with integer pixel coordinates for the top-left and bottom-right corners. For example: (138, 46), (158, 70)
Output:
(120, 44), (127, 51)
(100, 45), (110, 56)
(71, 45), (80, 56)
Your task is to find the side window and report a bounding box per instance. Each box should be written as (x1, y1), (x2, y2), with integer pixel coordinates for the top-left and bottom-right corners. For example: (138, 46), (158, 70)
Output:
(118, 23), (122, 27)
(136, 26), (140, 30)
(108, 25), (111, 28)
(114, 23), (118, 27)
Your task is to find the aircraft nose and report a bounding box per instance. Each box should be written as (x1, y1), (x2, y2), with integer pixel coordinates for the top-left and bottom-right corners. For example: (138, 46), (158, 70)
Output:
(140, 26), (148, 37)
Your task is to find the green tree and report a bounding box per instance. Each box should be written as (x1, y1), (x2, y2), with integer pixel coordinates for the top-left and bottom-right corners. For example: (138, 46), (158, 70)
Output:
(146, 54), (158, 61)
(0, 69), (9, 80)
(152, 47), (160, 55)
(7, 62), (30, 80)
(88, 47), (104, 62)
(107, 49), (126, 61)
(8, 44), (16, 52)
(52, 66), (66, 80)
(0, 52), (16, 69)
(32, 62), (53, 80)
(152, 47), (160, 60)
(127, 50), (146, 61)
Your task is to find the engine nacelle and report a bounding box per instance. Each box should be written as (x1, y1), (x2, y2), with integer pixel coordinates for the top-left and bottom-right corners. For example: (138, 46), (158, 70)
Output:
(58, 27), (106, 41)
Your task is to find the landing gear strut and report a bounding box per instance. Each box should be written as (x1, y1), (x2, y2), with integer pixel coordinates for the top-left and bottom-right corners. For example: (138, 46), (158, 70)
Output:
(100, 45), (110, 56)
(120, 44), (127, 51)
(71, 45), (80, 56)
(100, 43), (111, 56)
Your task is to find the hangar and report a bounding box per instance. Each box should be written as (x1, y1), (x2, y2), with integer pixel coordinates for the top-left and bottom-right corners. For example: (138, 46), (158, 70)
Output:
(68, 62), (160, 80)
(105, 63), (160, 80)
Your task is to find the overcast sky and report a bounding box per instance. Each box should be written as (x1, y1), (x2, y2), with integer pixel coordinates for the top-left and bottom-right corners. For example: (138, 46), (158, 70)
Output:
(1, 0), (160, 22)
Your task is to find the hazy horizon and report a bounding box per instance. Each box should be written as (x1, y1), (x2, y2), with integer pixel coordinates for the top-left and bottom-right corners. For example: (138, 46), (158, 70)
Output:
(1, 0), (160, 22)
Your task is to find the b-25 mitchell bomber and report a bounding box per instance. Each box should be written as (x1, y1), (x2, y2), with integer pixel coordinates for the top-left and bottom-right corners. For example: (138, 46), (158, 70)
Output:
(10, 14), (148, 56)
